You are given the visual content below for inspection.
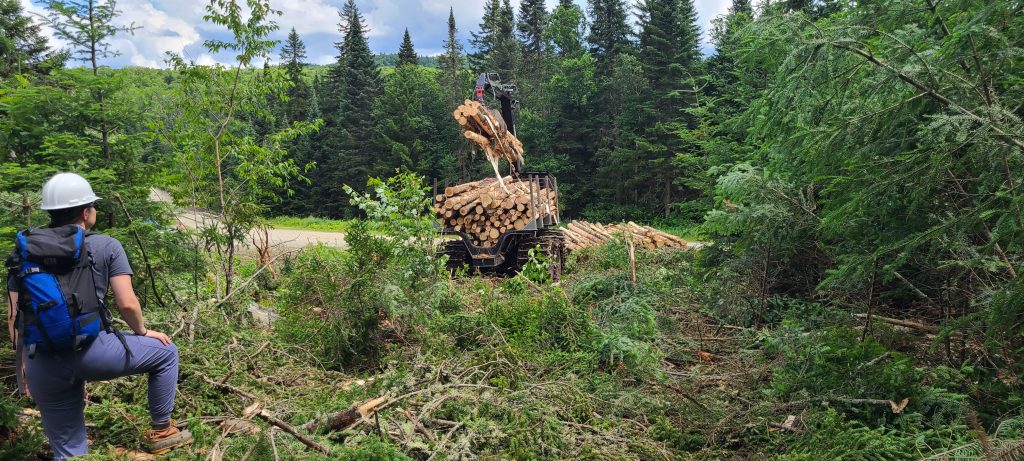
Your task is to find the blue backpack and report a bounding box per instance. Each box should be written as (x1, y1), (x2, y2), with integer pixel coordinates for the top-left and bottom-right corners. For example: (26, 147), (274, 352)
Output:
(9, 225), (107, 357)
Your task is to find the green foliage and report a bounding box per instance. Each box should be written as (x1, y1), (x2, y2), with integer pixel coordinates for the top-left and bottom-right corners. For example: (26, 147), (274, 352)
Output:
(0, 392), (44, 460)
(766, 325), (920, 405)
(265, 215), (351, 232)
(0, 0), (66, 77)
(162, 0), (320, 296)
(770, 409), (917, 461)
(396, 29), (417, 67)
(519, 245), (554, 285)
(279, 172), (446, 368)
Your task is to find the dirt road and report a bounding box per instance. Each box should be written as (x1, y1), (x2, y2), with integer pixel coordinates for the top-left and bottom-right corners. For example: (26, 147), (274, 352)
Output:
(151, 189), (347, 251)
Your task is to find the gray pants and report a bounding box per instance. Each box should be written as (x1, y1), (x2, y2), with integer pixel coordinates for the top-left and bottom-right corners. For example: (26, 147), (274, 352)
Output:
(26, 331), (179, 460)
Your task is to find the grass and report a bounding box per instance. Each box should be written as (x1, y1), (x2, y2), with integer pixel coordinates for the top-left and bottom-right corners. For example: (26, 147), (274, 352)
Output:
(265, 216), (352, 233)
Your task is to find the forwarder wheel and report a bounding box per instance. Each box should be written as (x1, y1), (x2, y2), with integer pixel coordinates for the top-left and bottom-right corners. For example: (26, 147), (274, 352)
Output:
(442, 238), (470, 275)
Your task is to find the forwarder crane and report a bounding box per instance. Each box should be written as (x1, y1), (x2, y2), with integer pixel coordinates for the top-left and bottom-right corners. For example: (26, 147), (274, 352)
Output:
(437, 73), (565, 280)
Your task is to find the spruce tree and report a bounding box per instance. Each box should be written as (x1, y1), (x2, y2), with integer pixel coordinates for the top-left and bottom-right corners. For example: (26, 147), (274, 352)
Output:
(468, 0), (500, 72)
(597, 0), (702, 218)
(516, 0), (548, 103)
(488, 0), (519, 78)
(313, 0), (382, 217)
(587, 0), (631, 76)
(397, 28), (418, 66)
(437, 7), (472, 180)
(280, 28), (306, 84)
(731, 0), (752, 14)
(439, 8), (466, 104)
(279, 28), (309, 124)
(517, 0), (548, 57)
(0, 0), (66, 77)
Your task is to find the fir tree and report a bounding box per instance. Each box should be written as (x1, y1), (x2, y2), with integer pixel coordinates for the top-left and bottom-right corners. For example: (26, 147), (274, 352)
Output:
(397, 28), (418, 66)
(0, 0), (67, 77)
(674, 0), (701, 68)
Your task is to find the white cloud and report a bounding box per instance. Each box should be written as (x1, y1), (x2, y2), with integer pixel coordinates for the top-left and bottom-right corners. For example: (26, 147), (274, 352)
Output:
(115, 0), (202, 66)
(276, 0), (341, 36)
(19, 0), (69, 52)
(195, 53), (218, 66)
(20, 0), (730, 68)
(313, 53), (336, 65)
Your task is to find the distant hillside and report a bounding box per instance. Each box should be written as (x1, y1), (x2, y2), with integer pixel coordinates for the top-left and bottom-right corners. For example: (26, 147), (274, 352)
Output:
(374, 53), (439, 68)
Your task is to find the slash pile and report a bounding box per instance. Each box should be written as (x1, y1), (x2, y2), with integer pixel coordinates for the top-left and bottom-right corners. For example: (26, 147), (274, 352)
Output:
(434, 176), (558, 248)
(563, 221), (700, 251)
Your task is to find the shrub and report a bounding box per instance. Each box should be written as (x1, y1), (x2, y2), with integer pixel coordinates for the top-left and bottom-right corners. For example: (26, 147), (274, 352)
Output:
(277, 172), (448, 369)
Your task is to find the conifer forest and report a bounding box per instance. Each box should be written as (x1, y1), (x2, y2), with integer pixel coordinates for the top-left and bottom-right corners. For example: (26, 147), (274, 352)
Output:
(2, 0), (1024, 459)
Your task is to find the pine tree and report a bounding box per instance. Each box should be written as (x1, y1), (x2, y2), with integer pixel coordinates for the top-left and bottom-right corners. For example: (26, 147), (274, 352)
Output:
(0, 0), (66, 77)
(397, 28), (418, 66)
(587, 0), (631, 76)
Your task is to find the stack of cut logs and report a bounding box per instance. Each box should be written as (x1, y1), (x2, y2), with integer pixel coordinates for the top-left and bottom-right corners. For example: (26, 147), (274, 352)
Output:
(453, 99), (525, 184)
(563, 221), (700, 251)
(435, 176), (558, 248)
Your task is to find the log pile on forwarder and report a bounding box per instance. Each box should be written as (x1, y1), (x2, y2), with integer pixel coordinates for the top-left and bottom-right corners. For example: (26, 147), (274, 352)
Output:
(434, 176), (558, 248)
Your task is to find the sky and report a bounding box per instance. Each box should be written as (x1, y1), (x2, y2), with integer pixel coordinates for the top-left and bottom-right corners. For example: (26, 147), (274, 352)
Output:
(20, 0), (731, 68)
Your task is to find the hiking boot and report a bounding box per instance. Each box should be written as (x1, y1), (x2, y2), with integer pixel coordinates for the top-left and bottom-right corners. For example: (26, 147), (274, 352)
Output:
(146, 424), (193, 454)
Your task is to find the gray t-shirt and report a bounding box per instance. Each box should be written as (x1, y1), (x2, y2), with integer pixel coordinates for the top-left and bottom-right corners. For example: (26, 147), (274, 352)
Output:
(7, 233), (134, 306)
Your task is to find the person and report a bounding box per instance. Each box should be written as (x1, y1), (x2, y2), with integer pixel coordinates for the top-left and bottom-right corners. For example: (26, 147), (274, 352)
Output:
(5, 173), (191, 459)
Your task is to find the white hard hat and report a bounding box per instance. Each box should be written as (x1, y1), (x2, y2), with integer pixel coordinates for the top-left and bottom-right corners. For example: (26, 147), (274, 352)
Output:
(40, 173), (101, 210)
